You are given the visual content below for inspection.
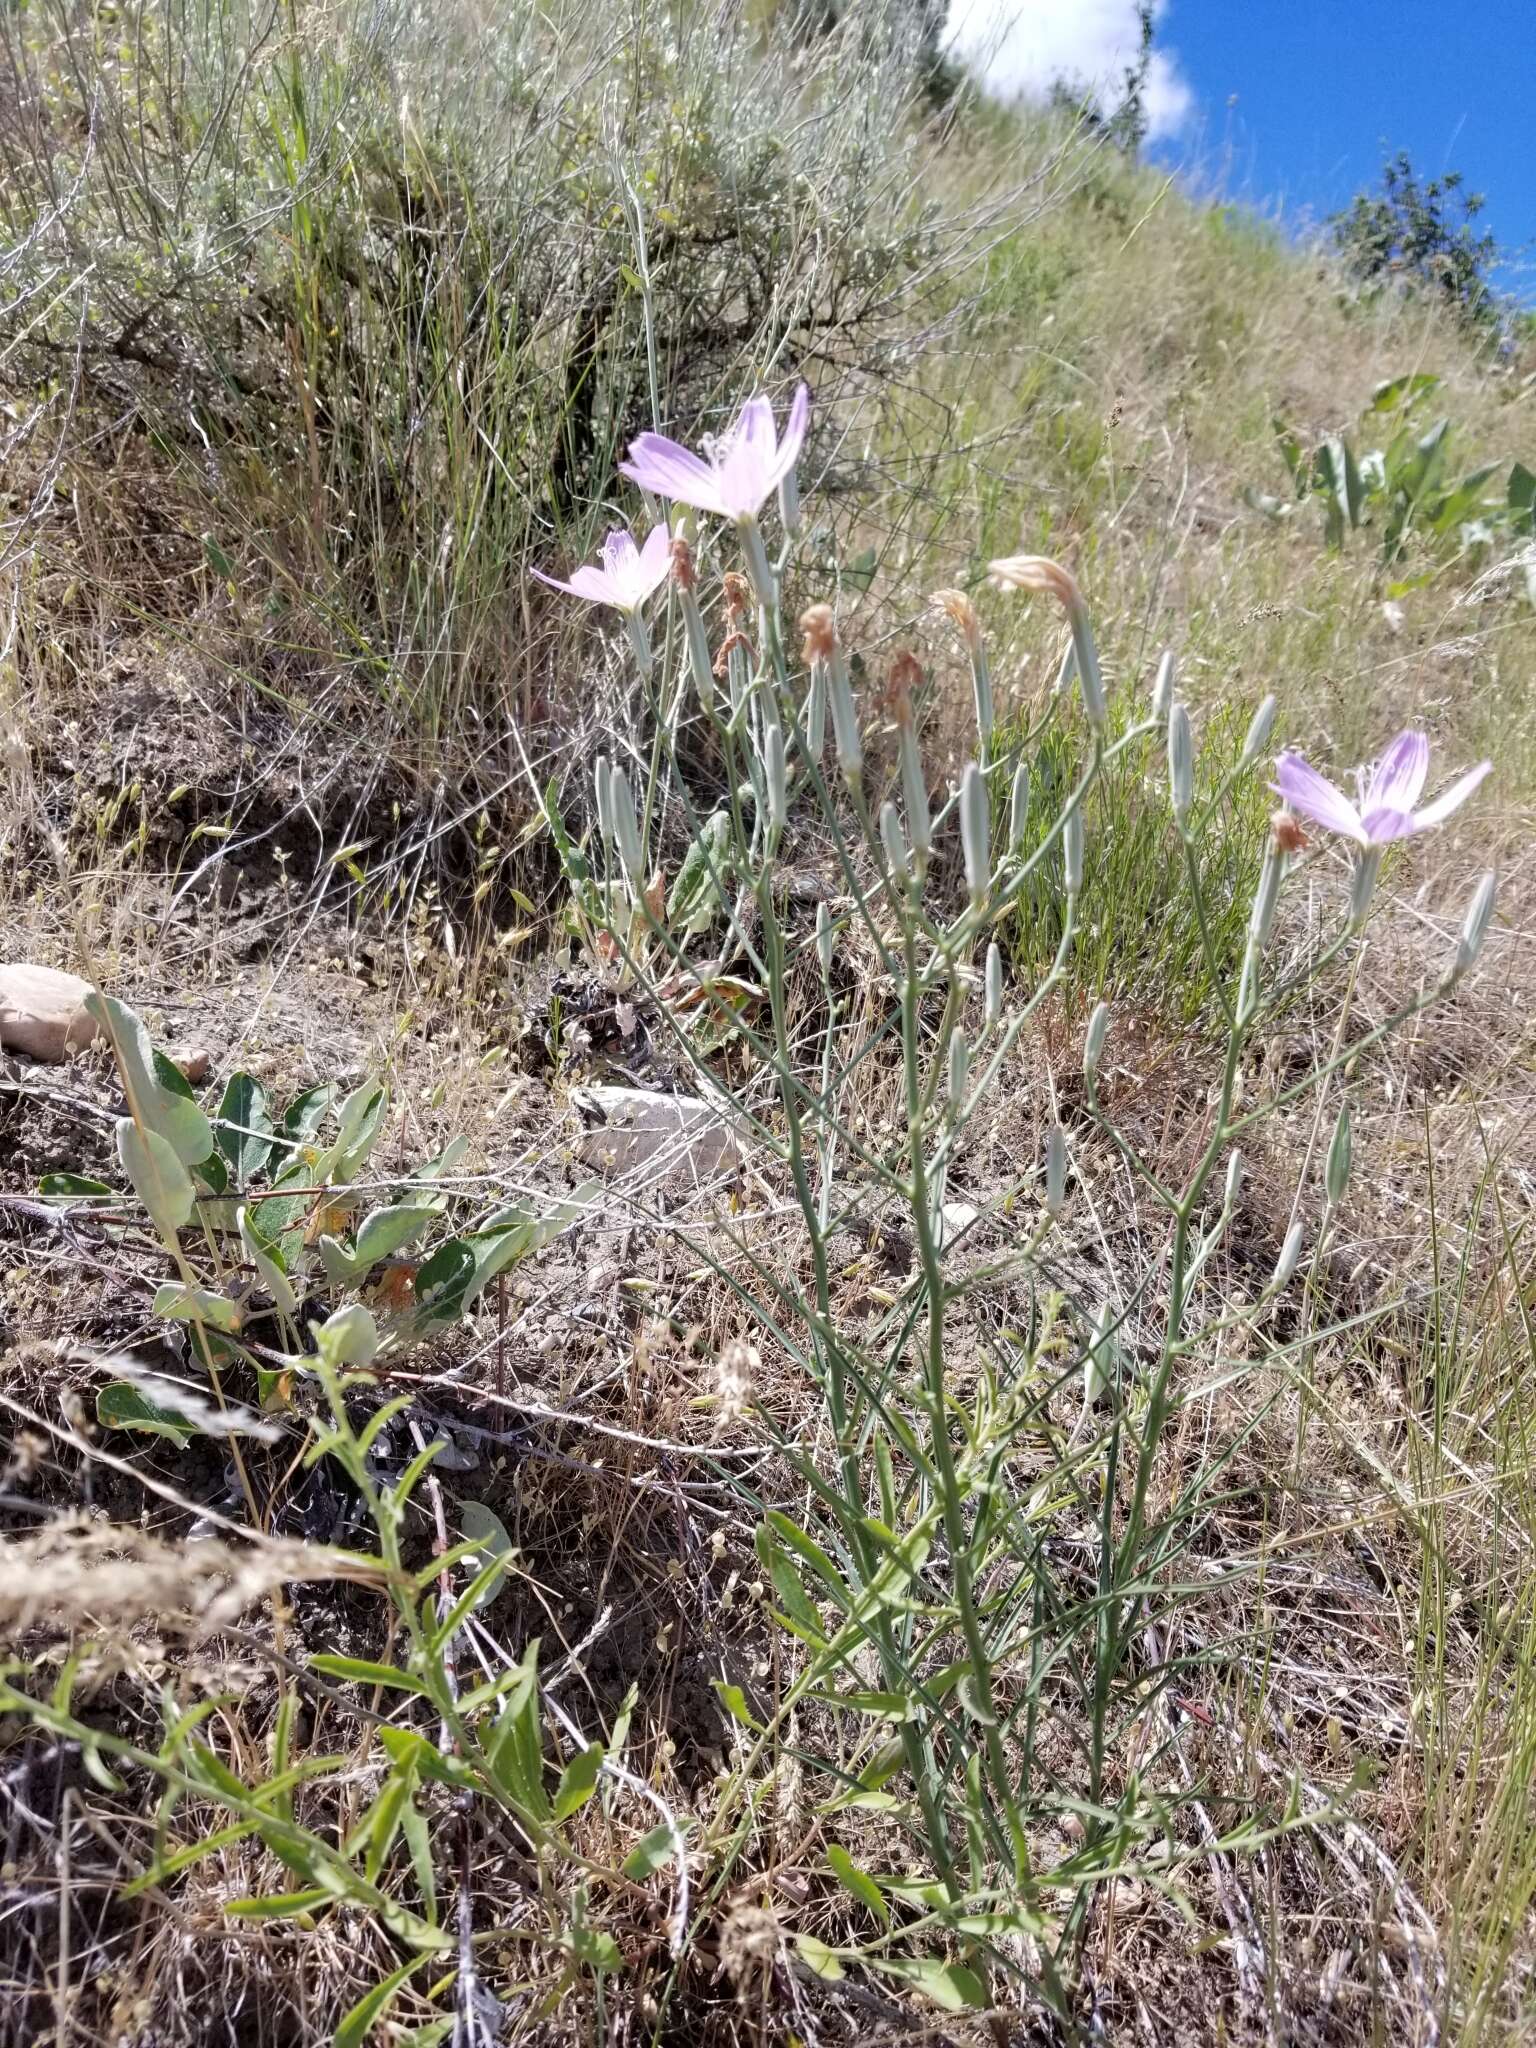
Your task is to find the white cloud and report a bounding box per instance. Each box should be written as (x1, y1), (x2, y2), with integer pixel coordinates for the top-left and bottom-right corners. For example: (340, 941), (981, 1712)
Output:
(944, 0), (1194, 142)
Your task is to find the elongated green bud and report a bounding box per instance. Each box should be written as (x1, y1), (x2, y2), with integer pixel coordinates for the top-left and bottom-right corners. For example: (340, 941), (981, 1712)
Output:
(1085, 1303), (1114, 1404)
(948, 1029), (969, 1107)
(879, 800), (908, 884)
(1067, 601), (1107, 731)
(1224, 1148), (1244, 1210)
(1009, 760), (1030, 849)
(816, 901), (835, 978)
(778, 463), (801, 538)
(1455, 872), (1497, 974)
(1168, 704), (1194, 822)
(1151, 650), (1176, 721)
(1241, 694), (1278, 768)
(765, 723), (787, 837)
(1064, 807), (1083, 895)
(828, 651), (861, 781)
(1045, 1125), (1067, 1217)
(594, 754), (614, 855)
(680, 587), (715, 711)
(984, 941), (1002, 1027)
(972, 648), (995, 753)
(959, 762), (989, 907)
(803, 666), (826, 766)
(1272, 1220), (1303, 1290)
(1249, 842), (1282, 947)
(610, 766), (644, 886)
(1083, 999), (1109, 1087)
(900, 721), (931, 869)
(1325, 1103), (1352, 1205)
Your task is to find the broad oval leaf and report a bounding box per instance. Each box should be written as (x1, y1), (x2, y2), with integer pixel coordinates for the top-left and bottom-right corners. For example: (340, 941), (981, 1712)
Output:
(117, 1118), (194, 1242)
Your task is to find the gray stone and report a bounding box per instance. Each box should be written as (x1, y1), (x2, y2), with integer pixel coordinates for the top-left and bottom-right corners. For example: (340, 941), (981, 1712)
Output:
(0, 964), (105, 1063)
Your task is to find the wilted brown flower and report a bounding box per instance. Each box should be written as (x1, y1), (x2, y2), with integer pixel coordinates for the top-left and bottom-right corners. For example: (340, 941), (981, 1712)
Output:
(668, 534), (696, 591)
(1270, 808), (1309, 855)
(987, 553), (1082, 612)
(798, 602), (838, 664)
(713, 628), (754, 679)
(722, 571), (752, 624)
(930, 587), (982, 655)
(881, 648), (923, 728)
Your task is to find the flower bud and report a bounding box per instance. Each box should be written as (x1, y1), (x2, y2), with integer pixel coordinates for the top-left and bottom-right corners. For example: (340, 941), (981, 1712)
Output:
(900, 720), (931, 869)
(816, 900), (835, 978)
(594, 754), (614, 854)
(778, 462), (801, 537)
(1085, 1303), (1114, 1405)
(1064, 807), (1083, 895)
(828, 651), (862, 781)
(1249, 842), (1282, 948)
(959, 762), (989, 907)
(1271, 1220), (1304, 1290)
(948, 1029), (969, 1108)
(610, 766), (644, 886)
(1068, 604), (1107, 731)
(879, 800), (908, 884)
(1325, 1103), (1352, 1206)
(1045, 1125), (1067, 1217)
(803, 666), (826, 766)
(1455, 872), (1497, 974)
(1240, 695), (1278, 768)
(1224, 1149), (1244, 1210)
(1008, 760), (1030, 849)
(680, 588), (715, 711)
(765, 723), (787, 837)
(1083, 999), (1110, 1088)
(984, 941), (1003, 1027)
(1168, 704), (1194, 822)
(1151, 650), (1176, 721)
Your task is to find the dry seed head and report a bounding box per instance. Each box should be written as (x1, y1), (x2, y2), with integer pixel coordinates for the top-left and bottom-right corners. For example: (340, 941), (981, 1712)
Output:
(799, 602), (838, 665)
(715, 1338), (759, 1427)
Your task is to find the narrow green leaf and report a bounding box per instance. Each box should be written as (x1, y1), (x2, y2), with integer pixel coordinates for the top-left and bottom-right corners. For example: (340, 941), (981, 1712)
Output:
(334, 1954), (426, 2048)
(553, 1742), (604, 1822)
(309, 1655), (428, 1695)
(872, 1956), (987, 2011)
(827, 1844), (888, 1924)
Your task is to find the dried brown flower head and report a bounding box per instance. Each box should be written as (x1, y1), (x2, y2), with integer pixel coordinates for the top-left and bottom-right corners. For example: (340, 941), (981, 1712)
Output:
(930, 587), (982, 655)
(722, 571), (752, 624)
(1270, 808), (1309, 855)
(713, 628), (754, 679)
(798, 602), (838, 665)
(987, 553), (1082, 613)
(668, 535), (696, 591)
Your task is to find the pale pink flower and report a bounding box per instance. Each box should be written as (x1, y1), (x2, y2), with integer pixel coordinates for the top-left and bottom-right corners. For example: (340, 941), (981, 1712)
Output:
(620, 387), (810, 523)
(1272, 731), (1491, 846)
(532, 525), (671, 614)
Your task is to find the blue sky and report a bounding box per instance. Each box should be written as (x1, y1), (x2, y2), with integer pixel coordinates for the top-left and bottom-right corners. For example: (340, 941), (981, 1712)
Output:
(945, 0), (1535, 297)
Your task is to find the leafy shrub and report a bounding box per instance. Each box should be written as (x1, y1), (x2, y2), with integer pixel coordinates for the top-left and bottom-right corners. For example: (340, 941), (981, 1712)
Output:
(1250, 371), (1535, 572)
(1331, 152), (1501, 334)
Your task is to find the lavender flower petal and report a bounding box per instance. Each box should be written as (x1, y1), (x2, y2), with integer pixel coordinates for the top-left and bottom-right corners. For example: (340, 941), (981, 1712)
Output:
(1364, 730), (1429, 816)
(1271, 753), (1367, 843)
(1408, 759), (1492, 831)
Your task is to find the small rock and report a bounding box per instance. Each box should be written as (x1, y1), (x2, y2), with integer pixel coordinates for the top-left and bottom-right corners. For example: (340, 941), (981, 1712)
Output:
(175, 1046), (212, 1085)
(571, 1083), (743, 1185)
(0, 964), (105, 1063)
